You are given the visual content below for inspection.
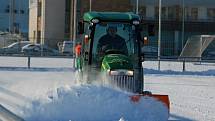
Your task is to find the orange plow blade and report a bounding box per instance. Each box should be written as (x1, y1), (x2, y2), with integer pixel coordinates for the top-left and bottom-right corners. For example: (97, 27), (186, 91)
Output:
(149, 94), (170, 110)
(130, 94), (170, 112)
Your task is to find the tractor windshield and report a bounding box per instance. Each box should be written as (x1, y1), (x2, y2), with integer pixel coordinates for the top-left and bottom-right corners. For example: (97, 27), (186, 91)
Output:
(92, 22), (139, 64)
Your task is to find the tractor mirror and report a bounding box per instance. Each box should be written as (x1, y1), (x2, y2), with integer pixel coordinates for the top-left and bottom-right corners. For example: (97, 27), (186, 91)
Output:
(78, 21), (84, 34)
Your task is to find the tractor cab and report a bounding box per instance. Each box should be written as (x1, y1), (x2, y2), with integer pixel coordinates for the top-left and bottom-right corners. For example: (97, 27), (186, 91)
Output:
(76, 12), (143, 92)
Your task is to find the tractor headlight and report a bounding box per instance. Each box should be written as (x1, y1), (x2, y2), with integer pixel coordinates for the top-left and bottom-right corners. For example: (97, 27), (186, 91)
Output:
(132, 20), (140, 25)
(126, 70), (134, 76)
(109, 70), (134, 76)
(91, 18), (100, 24)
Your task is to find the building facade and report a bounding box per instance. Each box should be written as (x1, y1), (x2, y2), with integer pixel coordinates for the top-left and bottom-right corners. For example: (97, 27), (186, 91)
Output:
(29, 0), (215, 53)
(131, 0), (215, 56)
(29, 0), (133, 48)
(29, 0), (69, 48)
(0, 0), (29, 35)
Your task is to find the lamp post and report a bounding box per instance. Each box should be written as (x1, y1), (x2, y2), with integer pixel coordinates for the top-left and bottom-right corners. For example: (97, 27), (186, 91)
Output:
(158, 0), (162, 70)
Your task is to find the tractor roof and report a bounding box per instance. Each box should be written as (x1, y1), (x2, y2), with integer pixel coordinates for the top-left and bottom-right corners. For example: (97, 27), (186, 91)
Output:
(83, 12), (140, 22)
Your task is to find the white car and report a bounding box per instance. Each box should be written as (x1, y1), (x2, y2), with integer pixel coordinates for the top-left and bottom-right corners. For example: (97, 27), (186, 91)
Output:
(22, 44), (60, 56)
(0, 41), (31, 54)
(58, 41), (73, 55)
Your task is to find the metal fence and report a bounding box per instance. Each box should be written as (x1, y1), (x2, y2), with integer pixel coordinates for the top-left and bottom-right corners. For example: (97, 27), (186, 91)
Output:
(143, 58), (215, 74)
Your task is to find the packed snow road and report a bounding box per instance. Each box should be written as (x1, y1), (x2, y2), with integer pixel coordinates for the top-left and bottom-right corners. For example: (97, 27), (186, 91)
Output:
(0, 57), (215, 121)
(145, 75), (215, 121)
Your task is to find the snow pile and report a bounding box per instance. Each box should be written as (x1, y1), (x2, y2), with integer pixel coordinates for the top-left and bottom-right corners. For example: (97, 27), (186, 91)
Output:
(23, 85), (168, 121)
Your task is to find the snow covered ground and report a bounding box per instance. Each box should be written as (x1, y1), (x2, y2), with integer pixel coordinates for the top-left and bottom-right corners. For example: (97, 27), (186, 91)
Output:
(143, 61), (215, 121)
(0, 56), (215, 121)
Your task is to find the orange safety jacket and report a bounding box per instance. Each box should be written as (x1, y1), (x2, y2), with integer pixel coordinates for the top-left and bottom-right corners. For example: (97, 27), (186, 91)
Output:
(75, 44), (81, 56)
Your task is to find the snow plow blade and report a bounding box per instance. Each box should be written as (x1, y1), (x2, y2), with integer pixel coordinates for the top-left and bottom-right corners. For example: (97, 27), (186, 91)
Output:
(130, 94), (170, 112)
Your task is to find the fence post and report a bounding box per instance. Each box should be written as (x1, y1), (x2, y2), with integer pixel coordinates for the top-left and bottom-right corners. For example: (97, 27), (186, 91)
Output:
(158, 59), (161, 70)
(28, 56), (31, 69)
(182, 58), (185, 72)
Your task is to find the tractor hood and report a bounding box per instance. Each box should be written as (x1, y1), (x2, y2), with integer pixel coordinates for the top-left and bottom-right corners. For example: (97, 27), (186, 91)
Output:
(101, 54), (133, 71)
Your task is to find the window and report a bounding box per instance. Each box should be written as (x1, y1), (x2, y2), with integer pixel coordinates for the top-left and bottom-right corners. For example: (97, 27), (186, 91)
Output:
(20, 10), (25, 14)
(5, 9), (9, 13)
(38, 1), (42, 17)
(14, 9), (18, 14)
(155, 6), (159, 19)
(13, 23), (20, 33)
(92, 23), (138, 64)
(155, 7), (168, 19)
(65, 0), (71, 34)
(191, 8), (198, 20)
(162, 7), (167, 19)
(5, 5), (10, 13)
(37, 31), (41, 43)
(207, 8), (215, 20)
(168, 7), (174, 19)
(139, 6), (146, 19)
(175, 5), (182, 20)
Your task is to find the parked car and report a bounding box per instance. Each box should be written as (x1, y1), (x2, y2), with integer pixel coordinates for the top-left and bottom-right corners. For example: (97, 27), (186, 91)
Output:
(22, 44), (60, 56)
(202, 49), (215, 59)
(58, 41), (73, 56)
(0, 41), (31, 55)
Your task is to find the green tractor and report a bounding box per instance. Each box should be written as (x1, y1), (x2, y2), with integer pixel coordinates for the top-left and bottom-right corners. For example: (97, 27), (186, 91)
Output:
(75, 12), (170, 115)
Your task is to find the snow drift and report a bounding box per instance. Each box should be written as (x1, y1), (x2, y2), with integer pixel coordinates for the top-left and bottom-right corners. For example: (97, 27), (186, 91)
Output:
(23, 85), (168, 121)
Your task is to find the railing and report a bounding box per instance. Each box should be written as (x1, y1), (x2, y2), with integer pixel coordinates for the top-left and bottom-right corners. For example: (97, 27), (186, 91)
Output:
(143, 56), (215, 73)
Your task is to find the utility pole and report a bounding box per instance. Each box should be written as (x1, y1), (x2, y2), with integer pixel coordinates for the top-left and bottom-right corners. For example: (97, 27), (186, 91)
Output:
(41, 0), (46, 56)
(73, 0), (77, 41)
(181, 0), (185, 51)
(136, 0), (139, 14)
(9, 0), (15, 33)
(158, 0), (162, 70)
(72, 0), (77, 68)
(89, 0), (92, 12)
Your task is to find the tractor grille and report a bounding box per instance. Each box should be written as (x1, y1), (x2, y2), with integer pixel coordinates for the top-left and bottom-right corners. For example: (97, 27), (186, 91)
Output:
(108, 75), (136, 92)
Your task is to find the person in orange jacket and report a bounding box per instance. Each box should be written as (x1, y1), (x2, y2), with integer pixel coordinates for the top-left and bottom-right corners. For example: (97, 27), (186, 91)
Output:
(75, 42), (82, 57)
(75, 42), (82, 70)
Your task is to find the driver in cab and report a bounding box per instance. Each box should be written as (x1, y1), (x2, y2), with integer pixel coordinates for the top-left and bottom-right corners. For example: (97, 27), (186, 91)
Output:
(97, 25), (128, 55)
